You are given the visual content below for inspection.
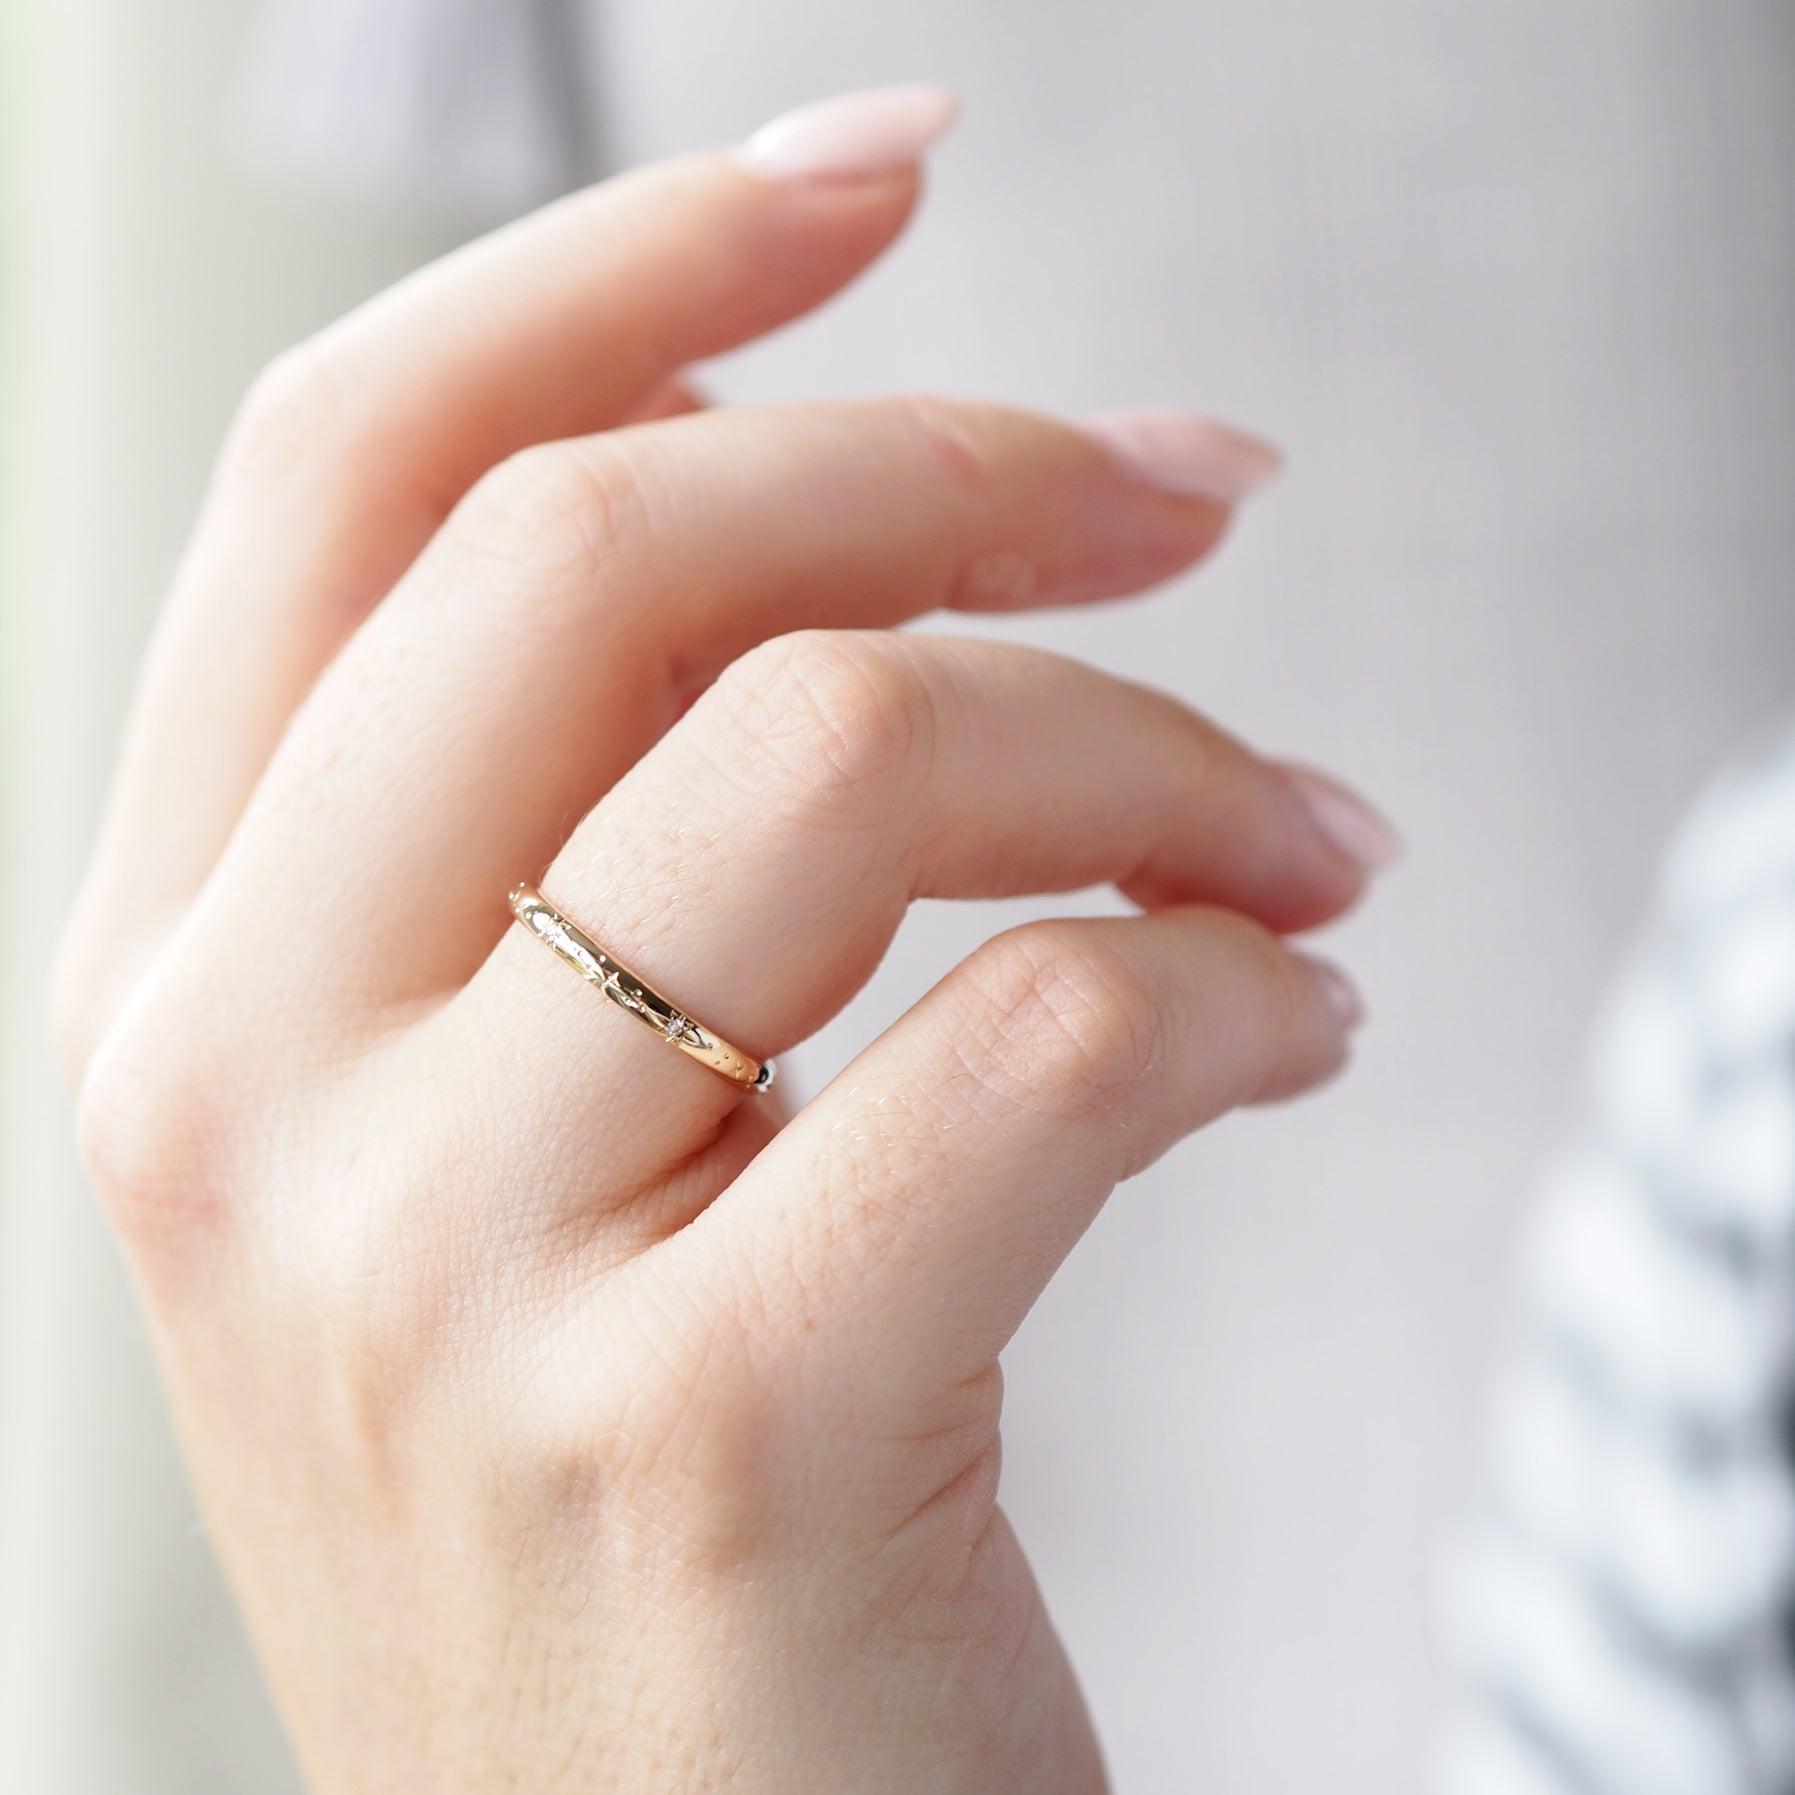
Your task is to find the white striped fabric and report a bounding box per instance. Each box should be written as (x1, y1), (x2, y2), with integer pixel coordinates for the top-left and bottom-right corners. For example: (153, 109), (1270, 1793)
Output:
(1442, 721), (1795, 1795)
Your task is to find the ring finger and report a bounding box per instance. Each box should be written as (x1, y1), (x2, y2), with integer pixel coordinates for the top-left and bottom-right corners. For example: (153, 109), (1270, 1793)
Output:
(418, 628), (1388, 1244)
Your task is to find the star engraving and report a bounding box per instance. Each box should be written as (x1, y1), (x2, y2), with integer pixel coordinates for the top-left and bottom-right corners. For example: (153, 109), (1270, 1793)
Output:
(522, 906), (717, 1055)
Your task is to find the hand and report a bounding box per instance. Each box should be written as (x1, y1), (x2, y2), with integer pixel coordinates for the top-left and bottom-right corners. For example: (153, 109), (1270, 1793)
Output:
(53, 87), (1393, 1793)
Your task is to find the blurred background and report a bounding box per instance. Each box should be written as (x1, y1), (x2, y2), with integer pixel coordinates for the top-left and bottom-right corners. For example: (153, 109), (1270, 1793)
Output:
(2, 3), (1793, 1791)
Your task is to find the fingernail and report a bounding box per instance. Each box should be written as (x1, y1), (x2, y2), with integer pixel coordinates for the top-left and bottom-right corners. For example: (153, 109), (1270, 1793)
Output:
(1081, 407), (1283, 504)
(1298, 954), (1368, 1031)
(1281, 763), (1404, 873)
(735, 85), (960, 184)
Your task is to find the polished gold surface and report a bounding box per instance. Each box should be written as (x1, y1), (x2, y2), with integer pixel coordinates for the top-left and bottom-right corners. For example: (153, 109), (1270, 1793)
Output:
(508, 884), (775, 1093)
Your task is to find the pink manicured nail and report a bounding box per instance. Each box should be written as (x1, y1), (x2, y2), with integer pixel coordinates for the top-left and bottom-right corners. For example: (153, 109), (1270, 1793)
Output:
(735, 85), (960, 183)
(1281, 763), (1404, 873)
(1298, 955), (1368, 1031)
(1082, 407), (1283, 504)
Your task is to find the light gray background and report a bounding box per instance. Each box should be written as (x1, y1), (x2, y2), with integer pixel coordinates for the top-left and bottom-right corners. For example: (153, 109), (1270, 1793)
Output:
(4, 3), (1793, 1791)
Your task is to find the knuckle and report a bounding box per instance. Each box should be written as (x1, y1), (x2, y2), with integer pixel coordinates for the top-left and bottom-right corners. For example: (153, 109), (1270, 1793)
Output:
(709, 630), (936, 819)
(70, 1008), (229, 1245)
(221, 337), (355, 484)
(961, 922), (1167, 1117)
(451, 440), (646, 606)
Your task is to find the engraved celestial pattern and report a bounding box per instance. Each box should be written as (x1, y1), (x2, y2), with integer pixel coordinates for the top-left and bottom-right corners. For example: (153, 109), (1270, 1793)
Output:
(507, 883), (774, 1093)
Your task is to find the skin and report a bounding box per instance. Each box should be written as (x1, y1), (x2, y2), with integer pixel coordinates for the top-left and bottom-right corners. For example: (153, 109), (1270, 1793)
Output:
(51, 138), (1383, 1793)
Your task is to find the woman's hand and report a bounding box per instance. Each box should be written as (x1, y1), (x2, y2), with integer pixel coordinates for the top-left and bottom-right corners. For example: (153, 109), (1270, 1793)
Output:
(52, 87), (1394, 1794)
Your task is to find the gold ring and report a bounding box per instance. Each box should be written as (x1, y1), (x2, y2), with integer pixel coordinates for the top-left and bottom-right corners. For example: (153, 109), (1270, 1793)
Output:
(508, 884), (775, 1094)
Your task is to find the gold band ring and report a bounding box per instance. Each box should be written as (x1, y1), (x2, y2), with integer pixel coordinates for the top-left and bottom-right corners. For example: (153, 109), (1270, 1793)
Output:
(508, 884), (776, 1094)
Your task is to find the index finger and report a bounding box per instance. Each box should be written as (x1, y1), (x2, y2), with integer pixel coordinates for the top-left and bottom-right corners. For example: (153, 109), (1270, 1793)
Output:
(60, 86), (956, 1071)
